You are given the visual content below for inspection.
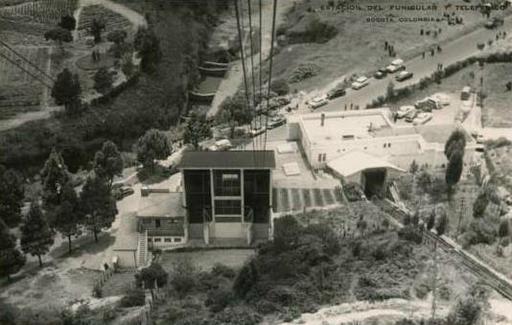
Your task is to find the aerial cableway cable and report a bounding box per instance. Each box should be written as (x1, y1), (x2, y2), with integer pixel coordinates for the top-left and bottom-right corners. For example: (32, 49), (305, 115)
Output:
(0, 52), (52, 89)
(262, 0), (278, 153)
(246, 0), (259, 152)
(234, 0), (256, 154)
(0, 40), (56, 84)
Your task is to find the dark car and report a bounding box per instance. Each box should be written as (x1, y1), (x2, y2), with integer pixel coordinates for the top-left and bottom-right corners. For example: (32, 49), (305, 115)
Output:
(326, 87), (346, 99)
(113, 186), (135, 201)
(268, 116), (286, 129)
(374, 68), (388, 79)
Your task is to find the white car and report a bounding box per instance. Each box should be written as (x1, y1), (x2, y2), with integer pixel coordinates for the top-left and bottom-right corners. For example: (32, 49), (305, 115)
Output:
(308, 96), (328, 109)
(386, 59), (405, 73)
(249, 127), (266, 137)
(413, 112), (433, 125)
(396, 105), (416, 118)
(351, 76), (369, 90)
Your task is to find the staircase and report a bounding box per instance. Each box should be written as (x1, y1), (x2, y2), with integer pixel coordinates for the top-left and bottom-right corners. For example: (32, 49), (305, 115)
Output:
(137, 230), (148, 268)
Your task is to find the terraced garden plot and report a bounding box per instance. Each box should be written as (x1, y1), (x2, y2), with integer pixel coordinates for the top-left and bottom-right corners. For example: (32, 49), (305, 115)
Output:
(0, 0), (78, 25)
(77, 5), (132, 34)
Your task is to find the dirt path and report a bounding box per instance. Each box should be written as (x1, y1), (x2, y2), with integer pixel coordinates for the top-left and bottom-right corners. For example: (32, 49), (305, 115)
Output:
(207, 0), (294, 118)
(78, 0), (147, 31)
(280, 299), (448, 325)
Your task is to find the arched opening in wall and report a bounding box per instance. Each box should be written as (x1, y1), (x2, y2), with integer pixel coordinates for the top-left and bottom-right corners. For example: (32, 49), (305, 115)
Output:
(362, 168), (387, 198)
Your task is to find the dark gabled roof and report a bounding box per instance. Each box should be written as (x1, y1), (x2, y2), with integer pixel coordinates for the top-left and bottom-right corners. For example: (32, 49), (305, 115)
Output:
(178, 151), (276, 169)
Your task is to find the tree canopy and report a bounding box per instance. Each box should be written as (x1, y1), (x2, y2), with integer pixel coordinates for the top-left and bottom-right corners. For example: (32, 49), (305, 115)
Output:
(20, 202), (54, 267)
(444, 129), (467, 190)
(93, 141), (123, 187)
(52, 181), (81, 254)
(79, 174), (117, 242)
(219, 93), (253, 137)
(44, 27), (73, 44)
(183, 112), (212, 149)
(93, 67), (115, 94)
(0, 165), (24, 227)
(51, 68), (82, 114)
(58, 15), (76, 31)
(107, 29), (128, 44)
(136, 129), (171, 169)
(134, 27), (162, 73)
(0, 218), (25, 280)
(90, 19), (106, 43)
(40, 148), (70, 210)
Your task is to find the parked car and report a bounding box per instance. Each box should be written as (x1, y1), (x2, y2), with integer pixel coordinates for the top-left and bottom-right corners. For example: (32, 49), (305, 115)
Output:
(415, 97), (442, 111)
(249, 126), (266, 137)
(268, 115), (286, 129)
(351, 76), (369, 90)
(396, 105), (416, 118)
(386, 59), (405, 73)
(374, 68), (388, 79)
(485, 17), (504, 29)
(326, 87), (346, 99)
(413, 112), (433, 125)
(208, 139), (232, 151)
(113, 186), (134, 201)
(308, 96), (328, 109)
(395, 70), (413, 82)
(404, 109), (418, 122)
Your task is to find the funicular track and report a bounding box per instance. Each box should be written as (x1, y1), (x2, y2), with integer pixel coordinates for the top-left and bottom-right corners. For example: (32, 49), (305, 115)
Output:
(374, 198), (512, 301)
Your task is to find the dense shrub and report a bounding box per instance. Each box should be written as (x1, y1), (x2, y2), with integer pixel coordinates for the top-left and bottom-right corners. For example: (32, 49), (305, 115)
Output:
(205, 287), (234, 312)
(135, 262), (168, 289)
(120, 289), (146, 307)
(213, 306), (262, 325)
(270, 79), (290, 96)
(398, 226), (423, 244)
(286, 15), (337, 44)
(170, 259), (197, 297)
(288, 63), (320, 83)
(212, 263), (237, 279)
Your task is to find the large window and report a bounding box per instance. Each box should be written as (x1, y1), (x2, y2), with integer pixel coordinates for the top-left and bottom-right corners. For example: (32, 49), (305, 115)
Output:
(244, 170), (270, 223)
(184, 170), (211, 223)
(214, 170), (241, 196)
(214, 200), (241, 215)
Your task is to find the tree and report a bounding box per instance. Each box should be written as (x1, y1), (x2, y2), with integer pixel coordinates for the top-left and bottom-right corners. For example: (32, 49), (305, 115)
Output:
(58, 15), (76, 31)
(93, 67), (115, 94)
(447, 284), (489, 325)
(426, 208), (436, 230)
(0, 218), (25, 281)
(134, 27), (162, 73)
(219, 93), (253, 138)
(40, 148), (70, 211)
(270, 79), (290, 96)
(445, 129), (467, 159)
(434, 205), (448, 236)
(183, 112), (212, 149)
(472, 192), (489, 219)
(90, 18), (106, 43)
(445, 152), (464, 189)
(107, 29), (127, 44)
(136, 129), (171, 169)
(93, 141), (123, 189)
(51, 68), (81, 114)
(416, 169), (432, 194)
(498, 219), (509, 239)
(409, 160), (419, 174)
(20, 202), (54, 267)
(135, 263), (168, 289)
(0, 165), (24, 227)
(79, 174), (117, 243)
(44, 27), (73, 45)
(52, 181), (80, 254)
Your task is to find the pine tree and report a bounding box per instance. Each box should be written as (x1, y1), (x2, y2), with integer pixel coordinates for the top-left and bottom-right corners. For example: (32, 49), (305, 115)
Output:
(183, 112), (212, 149)
(40, 148), (70, 212)
(20, 202), (54, 267)
(79, 174), (117, 243)
(0, 218), (26, 281)
(0, 165), (24, 227)
(93, 141), (123, 189)
(51, 68), (81, 114)
(136, 129), (171, 169)
(53, 181), (80, 254)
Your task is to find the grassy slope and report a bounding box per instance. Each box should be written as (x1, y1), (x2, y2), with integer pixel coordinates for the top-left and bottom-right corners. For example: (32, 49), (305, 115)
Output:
(273, 0), (493, 91)
(0, 3), (210, 174)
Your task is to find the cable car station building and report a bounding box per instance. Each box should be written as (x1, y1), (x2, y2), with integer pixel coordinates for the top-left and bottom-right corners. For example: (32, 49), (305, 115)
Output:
(179, 150), (275, 246)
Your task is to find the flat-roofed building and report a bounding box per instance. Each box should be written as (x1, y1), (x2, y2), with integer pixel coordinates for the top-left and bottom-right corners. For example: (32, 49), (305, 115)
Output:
(178, 150), (276, 245)
(288, 108), (479, 196)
